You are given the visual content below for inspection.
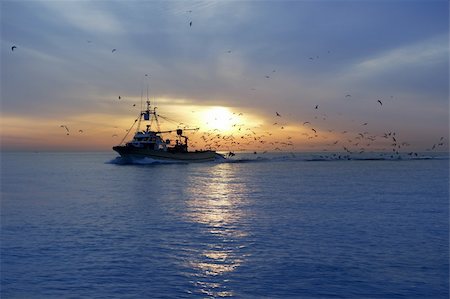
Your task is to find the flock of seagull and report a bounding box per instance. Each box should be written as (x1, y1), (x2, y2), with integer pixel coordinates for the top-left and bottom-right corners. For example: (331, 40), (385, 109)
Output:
(57, 69), (445, 159)
(10, 8), (445, 158)
(58, 92), (446, 159)
(162, 101), (446, 159)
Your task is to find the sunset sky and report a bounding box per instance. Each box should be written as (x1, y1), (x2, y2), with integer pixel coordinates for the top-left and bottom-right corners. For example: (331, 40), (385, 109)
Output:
(1, 0), (448, 152)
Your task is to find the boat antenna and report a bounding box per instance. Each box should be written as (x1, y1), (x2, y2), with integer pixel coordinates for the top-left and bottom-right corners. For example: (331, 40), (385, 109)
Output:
(140, 84), (144, 112)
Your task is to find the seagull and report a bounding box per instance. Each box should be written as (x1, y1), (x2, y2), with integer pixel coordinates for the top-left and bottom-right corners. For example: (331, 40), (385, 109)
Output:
(303, 121), (310, 125)
(189, 21), (192, 27)
(377, 99), (383, 106)
(60, 125), (70, 135)
(78, 130), (84, 133)
(11, 45), (17, 51)
(112, 49), (117, 53)
(345, 94), (352, 98)
(315, 105), (319, 109)
(118, 96), (121, 100)
(276, 112), (281, 117)
(227, 151), (235, 157)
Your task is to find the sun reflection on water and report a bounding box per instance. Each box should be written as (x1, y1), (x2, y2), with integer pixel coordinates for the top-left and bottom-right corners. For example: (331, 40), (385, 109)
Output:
(183, 163), (251, 297)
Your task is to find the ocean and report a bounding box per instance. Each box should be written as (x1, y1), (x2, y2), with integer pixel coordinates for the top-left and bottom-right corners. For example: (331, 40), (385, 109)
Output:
(1, 151), (448, 298)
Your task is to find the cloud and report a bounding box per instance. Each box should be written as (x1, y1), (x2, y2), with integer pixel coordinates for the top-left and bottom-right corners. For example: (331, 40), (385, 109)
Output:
(1, 0), (448, 151)
(352, 34), (448, 76)
(39, 1), (124, 34)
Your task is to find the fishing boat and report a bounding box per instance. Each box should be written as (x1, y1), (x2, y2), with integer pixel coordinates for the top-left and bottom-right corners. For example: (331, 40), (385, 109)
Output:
(113, 100), (220, 162)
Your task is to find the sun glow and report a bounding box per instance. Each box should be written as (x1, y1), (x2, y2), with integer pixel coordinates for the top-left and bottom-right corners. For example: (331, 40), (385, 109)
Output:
(201, 107), (236, 132)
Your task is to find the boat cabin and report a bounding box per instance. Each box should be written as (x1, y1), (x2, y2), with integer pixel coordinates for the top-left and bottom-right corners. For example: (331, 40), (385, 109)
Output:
(127, 131), (167, 151)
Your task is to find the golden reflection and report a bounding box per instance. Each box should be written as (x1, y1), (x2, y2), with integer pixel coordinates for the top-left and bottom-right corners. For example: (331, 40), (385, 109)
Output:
(184, 163), (250, 297)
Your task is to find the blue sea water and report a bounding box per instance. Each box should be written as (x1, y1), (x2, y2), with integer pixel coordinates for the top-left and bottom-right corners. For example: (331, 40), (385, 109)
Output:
(1, 151), (448, 298)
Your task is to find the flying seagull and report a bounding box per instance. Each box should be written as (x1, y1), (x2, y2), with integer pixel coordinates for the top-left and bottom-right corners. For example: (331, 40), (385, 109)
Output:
(189, 21), (192, 27)
(377, 99), (383, 106)
(11, 45), (17, 51)
(60, 125), (70, 135)
(276, 112), (281, 117)
(112, 49), (117, 53)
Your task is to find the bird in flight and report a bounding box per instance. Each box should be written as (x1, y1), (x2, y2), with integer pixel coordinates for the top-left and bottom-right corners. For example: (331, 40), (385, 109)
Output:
(189, 21), (192, 27)
(60, 125), (70, 135)
(377, 99), (383, 106)
(315, 105), (319, 109)
(112, 49), (117, 53)
(11, 45), (17, 51)
(276, 112), (281, 117)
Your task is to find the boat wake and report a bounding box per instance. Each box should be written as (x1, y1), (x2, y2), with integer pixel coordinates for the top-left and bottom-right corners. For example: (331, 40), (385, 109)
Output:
(214, 152), (449, 164)
(108, 152), (448, 165)
(108, 156), (189, 165)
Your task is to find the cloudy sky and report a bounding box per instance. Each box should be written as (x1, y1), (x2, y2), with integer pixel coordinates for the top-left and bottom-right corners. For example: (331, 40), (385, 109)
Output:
(1, 0), (448, 152)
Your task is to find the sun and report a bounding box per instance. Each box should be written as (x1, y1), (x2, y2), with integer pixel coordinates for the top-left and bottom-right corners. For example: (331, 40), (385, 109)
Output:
(201, 107), (235, 132)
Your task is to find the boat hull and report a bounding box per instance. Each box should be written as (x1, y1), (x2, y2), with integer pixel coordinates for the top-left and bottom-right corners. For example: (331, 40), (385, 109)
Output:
(113, 146), (218, 162)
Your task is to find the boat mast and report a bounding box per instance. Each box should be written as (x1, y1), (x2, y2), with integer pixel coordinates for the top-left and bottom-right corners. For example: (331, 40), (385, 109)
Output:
(140, 100), (161, 133)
